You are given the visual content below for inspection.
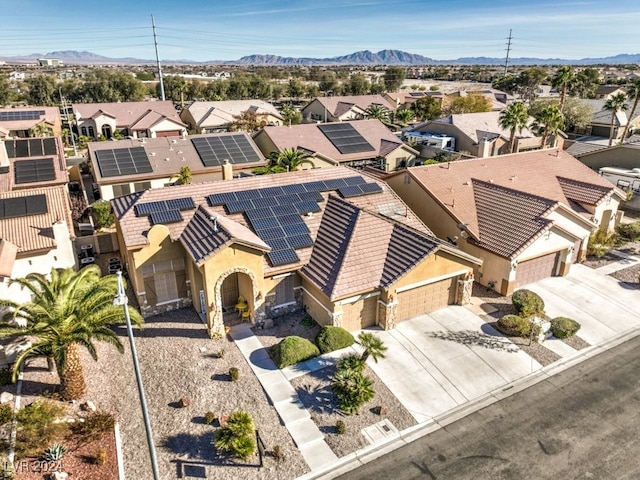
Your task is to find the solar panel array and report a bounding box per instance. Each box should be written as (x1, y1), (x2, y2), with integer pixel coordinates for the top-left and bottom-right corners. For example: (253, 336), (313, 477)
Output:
(5, 138), (58, 159)
(134, 196), (196, 226)
(14, 158), (56, 184)
(95, 147), (153, 178)
(205, 175), (383, 267)
(0, 194), (48, 220)
(191, 134), (262, 167)
(318, 123), (376, 155)
(0, 110), (45, 122)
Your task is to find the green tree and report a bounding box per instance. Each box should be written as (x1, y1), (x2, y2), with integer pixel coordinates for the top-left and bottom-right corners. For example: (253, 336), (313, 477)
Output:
(270, 148), (314, 171)
(80, 70), (146, 103)
(279, 102), (302, 125)
(346, 73), (370, 95)
(25, 75), (57, 106)
(0, 266), (143, 400)
(499, 101), (529, 153)
(395, 108), (415, 125)
(357, 332), (387, 364)
(0, 75), (10, 106)
(226, 75), (251, 100)
(229, 110), (266, 132)
(318, 72), (339, 94)
(203, 80), (228, 101)
(491, 74), (519, 95)
(570, 67), (600, 98)
(551, 66), (575, 110)
(621, 79), (640, 141)
(162, 75), (188, 106)
(286, 78), (306, 100)
(604, 92), (628, 146)
(531, 104), (565, 148)
(383, 66), (406, 92)
(173, 166), (192, 185)
(29, 123), (53, 138)
(516, 67), (548, 103)
(363, 104), (391, 124)
(92, 200), (115, 228)
(446, 94), (492, 114)
(332, 368), (374, 415)
(411, 96), (442, 121)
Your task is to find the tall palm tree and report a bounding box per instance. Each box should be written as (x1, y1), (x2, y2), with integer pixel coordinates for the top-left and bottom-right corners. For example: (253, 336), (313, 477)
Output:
(551, 66), (575, 111)
(271, 148), (315, 172)
(532, 104), (565, 148)
(604, 92), (629, 146)
(0, 266), (143, 400)
(499, 102), (529, 153)
(363, 104), (391, 125)
(620, 79), (640, 142)
(357, 332), (387, 364)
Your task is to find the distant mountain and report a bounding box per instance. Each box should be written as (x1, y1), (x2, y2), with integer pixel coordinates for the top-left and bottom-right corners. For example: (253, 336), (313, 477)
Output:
(2, 49), (640, 66)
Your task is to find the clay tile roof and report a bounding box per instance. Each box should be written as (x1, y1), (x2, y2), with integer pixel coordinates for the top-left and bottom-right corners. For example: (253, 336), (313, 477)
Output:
(313, 95), (396, 115)
(557, 176), (613, 205)
(180, 205), (270, 266)
(0, 137), (67, 193)
(73, 101), (183, 129)
(0, 186), (73, 254)
(184, 100), (283, 129)
(378, 138), (402, 158)
(471, 180), (556, 259)
(302, 195), (439, 300)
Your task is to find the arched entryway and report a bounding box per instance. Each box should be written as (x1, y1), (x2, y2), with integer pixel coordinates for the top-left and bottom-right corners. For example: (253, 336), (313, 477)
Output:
(212, 268), (257, 334)
(101, 124), (112, 139)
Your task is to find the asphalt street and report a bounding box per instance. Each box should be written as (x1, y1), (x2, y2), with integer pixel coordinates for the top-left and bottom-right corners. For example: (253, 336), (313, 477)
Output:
(337, 334), (640, 480)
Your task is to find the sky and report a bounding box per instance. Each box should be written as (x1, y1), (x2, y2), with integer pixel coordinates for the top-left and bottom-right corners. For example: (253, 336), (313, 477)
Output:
(2, 0), (639, 62)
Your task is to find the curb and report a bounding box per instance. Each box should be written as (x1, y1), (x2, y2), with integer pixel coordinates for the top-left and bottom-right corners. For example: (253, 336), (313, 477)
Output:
(114, 422), (125, 480)
(297, 326), (640, 480)
(7, 366), (24, 467)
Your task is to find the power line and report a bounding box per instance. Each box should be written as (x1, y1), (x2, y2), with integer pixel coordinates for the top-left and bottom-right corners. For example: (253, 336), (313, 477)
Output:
(504, 29), (513, 75)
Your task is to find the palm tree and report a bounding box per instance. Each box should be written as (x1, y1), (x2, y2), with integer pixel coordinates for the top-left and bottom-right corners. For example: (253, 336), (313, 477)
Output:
(551, 66), (574, 111)
(532, 104), (565, 148)
(604, 92), (629, 146)
(0, 266), (143, 400)
(363, 104), (391, 125)
(29, 123), (53, 138)
(271, 148), (314, 172)
(173, 165), (192, 185)
(357, 332), (387, 364)
(620, 79), (640, 142)
(499, 102), (529, 153)
(395, 108), (415, 126)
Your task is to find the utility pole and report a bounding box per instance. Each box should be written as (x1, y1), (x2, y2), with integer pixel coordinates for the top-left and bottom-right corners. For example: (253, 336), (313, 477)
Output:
(152, 15), (165, 101)
(504, 29), (513, 76)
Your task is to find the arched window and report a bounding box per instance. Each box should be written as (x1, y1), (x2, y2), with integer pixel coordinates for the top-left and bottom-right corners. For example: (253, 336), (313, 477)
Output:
(80, 126), (87, 136)
(101, 125), (112, 139)
(88, 126), (95, 138)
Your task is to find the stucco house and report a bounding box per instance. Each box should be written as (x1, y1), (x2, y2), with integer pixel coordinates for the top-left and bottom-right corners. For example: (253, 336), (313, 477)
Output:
(408, 111), (546, 158)
(87, 132), (267, 201)
(0, 107), (62, 138)
(301, 95), (396, 123)
(386, 149), (624, 296)
(180, 100), (283, 133)
(73, 101), (187, 140)
(253, 119), (418, 172)
(111, 167), (481, 335)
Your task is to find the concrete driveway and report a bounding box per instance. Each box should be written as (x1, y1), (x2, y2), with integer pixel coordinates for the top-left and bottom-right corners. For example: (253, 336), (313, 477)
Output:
(366, 262), (640, 425)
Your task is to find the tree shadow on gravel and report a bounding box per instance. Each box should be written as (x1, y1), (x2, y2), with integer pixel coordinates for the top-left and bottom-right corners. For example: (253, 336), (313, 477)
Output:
(429, 330), (519, 352)
(294, 367), (338, 415)
(111, 308), (211, 340)
(162, 432), (217, 462)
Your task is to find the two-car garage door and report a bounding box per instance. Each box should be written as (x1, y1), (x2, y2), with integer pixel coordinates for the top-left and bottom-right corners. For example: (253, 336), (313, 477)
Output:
(396, 276), (458, 322)
(515, 251), (560, 288)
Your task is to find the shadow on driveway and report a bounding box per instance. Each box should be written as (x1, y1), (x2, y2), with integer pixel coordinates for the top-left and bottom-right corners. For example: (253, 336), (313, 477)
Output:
(428, 330), (519, 353)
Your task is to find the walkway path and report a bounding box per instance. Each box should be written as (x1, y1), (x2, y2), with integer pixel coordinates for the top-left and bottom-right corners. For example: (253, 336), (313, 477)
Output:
(229, 324), (337, 471)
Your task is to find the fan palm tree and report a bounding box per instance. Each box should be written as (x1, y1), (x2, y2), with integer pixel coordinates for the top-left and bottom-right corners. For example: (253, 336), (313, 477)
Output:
(620, 79), (640, 142)
(551, 66), (575, 111)
(499, 102), (529, 153)
(532, 104), (565, 148)
(395, 108), (415, 126)
(173, 165), (192, 185)
(0, 266), (143, 400)
(604, 92), (629, 146)
(363, 104), (391, 125)
(271, 148), (314, 172)
(357, 332), (387, 364)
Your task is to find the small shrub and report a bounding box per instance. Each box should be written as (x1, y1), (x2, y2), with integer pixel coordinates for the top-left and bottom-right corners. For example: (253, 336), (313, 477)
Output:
(618, 221), (640, 242)
(337, 354), (365, 373)
(269, 336), (320, 369)
(15, 401), (68, 459)
(43, 443), (66, 462)
(94, 448), (108, 465)
(215, 349), (225, 359)
(0, 369), (13, 386)
(496, 314), (535, 337)
(0, 404), (13, 425)
(315, 326), (355, 354)
(204, 411), (217, 425)
(71, 411), (115, 443)
(511, 289), (545, 318)
(272, 445), (285, 462)
(336, 420), (346, 435)
(332, 369), (375, 415)
(214, 410), (256, 460)
(92, 200), (115, 229)
(587, 229), (617, 258)
(300, 315), (317, 329)
(550, 317), (581, 339)
(229, 367), (240, 381)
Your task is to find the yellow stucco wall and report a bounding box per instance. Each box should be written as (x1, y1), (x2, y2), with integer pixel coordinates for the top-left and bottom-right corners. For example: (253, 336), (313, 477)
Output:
(392, 250), (474, 295)
(301, 278), (335, 326)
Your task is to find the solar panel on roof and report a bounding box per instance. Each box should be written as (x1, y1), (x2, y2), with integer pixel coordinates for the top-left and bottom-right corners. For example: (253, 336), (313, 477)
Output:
(135, 201), (168, 216)
(359, 182), (383, 194)
(250, 197), (274, 209)
(4, 141), (15, 158)
(259, 186), (285, 197)
(267, 248), (300, 267)
(14, 158), (56, 184)
(245, 207), (274, 220)
(28, 139), (44, 157)
(318, 123), (375, 155)
(324, 178), (348, 190)
(0, 110), (45, 122)
(278, 213), (305, 225)
(338, 182), (384, 198)
(0, 194), (47, 220)
(297, 191), (324, 202)
(343, 176), (366, 186)
(270, 204), (298, 216)
(225, 200), (250, 214)
(191, 134), (262, 167)
(281, 184), (307, 195)
(282, 223), (310, 236)
(15, 141), (29, 158)
(302, 180), (328, 192)
(266, 238), (289, 250)
(95, 147), (153, 178)
(207, 192), (237, 206)
(235, 189), (263, 201)
(255, 226), (286, 240)
(150, 209), (183, 225)
(287, 233), (314, 249)
(295, 201), (321, 214)
(43, 138), (57, 156)
(167, 197), (196, 211)
(275, 194), (301, 205)
(248, 216), (280, 230)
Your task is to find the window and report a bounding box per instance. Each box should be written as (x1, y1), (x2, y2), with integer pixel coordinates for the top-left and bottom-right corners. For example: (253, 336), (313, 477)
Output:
(275, 274), (296, 306)
(88, 126), (95, 138)
(81, 126), (87, 136)
(112, 183), (131, 197)
(133, 181), (152, 193)
(101, 125), (112, 139)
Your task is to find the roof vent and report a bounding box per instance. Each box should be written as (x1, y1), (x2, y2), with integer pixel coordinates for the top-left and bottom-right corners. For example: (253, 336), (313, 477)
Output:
(149, 152), (156, 156)
(171, 139), (177, 144)
(510, 175), (517, 181)
(463, 180), (471, 186)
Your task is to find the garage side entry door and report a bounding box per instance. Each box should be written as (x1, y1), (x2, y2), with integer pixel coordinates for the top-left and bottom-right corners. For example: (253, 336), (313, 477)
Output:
(341, 295), (378, 331)
(396, 276), (457, 322)
(516, 251), (560, 288)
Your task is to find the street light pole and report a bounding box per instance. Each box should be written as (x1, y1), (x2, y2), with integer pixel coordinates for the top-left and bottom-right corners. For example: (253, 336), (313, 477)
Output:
(114, 271), (161, 480)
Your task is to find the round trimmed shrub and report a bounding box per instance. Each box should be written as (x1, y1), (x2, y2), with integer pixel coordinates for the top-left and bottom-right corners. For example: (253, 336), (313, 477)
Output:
(496, 314), (535, 337)
(0, 404), (12, 425)
(550, 317), (581, 339)
(511, 289), (545, 318)
(269, 336), (320, 369)
(315, 326), (355, 354)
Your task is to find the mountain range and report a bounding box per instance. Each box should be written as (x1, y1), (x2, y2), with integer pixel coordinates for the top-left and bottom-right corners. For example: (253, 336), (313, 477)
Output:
(3, 49), (640, 66)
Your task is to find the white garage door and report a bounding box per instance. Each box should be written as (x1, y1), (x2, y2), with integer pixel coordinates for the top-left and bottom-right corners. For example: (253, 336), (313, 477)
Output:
(516, 252), (560, 288)
(396, 276), (458, 322)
